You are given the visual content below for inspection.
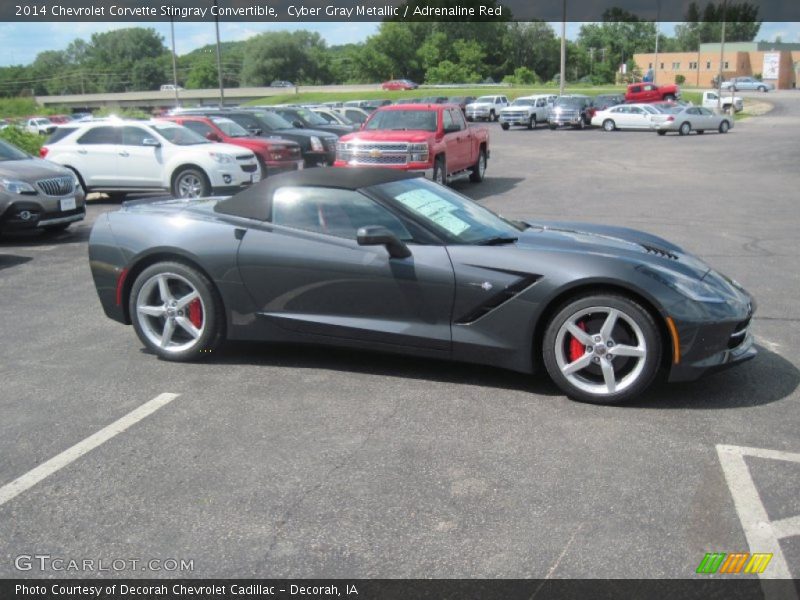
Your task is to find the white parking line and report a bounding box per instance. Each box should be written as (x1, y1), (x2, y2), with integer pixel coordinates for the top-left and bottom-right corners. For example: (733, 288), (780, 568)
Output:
(716, 444), (800, 599)
(0, 393), (179, 507)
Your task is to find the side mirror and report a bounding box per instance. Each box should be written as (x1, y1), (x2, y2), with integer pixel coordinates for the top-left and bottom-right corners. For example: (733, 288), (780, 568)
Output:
(142, 138), (161, 147)
(205, 132), (221, 142)
(247, 127), (262, 136)
(356, 226), (411, 259)
(292, 120), (304, 128)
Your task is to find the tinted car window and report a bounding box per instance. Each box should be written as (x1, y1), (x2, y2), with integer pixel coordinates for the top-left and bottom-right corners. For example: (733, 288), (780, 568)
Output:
(77, 126), (118, 145)
(46, 127), (78, 144)
(121, 126), (154, 146)
(182, 120), (215, 137)
(272, 186), (412, 241)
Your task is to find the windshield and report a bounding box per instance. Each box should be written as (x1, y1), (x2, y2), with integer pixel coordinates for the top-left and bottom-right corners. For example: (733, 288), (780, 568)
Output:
(250, 111), (295, 130)
(0, 139), (29, 161)
(365, 110), (437, 132)
(475, 96), (495, 103)
(151, 123), (209, 145)
(370, 178), (524, 244)
(511, 99), (534, 106)
(292, 108), (328, 126)
(211, 117), (249, 137)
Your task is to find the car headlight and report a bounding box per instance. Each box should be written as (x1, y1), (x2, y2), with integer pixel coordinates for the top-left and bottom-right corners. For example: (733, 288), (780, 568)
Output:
(209, 152), (234, 164)
(0, 179), (37, 195)
(640, 266), (726, 303)
(310, 136), (324, 152)
(408, 143), (429, 162)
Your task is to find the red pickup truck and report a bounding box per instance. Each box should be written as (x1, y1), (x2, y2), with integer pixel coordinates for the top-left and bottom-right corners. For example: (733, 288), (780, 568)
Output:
(625, 83), (680, 103)
(334, 103), (489, 185)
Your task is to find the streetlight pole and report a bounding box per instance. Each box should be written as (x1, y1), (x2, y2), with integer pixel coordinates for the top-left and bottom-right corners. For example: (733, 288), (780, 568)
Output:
(559, 0), (566, 96)
(717, 0), (727, 111)
(653, 0), (660, 84)
(214, 0), (224, 106)
(170, 18), (180, 107)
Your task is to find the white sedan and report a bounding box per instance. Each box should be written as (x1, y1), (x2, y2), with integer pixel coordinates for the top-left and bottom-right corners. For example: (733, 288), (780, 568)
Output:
(591, 104), (660, 132)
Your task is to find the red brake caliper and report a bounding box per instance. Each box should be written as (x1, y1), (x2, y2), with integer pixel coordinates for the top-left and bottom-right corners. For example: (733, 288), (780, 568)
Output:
(568, 321), (587, 362)
(188, 299), (203, 329)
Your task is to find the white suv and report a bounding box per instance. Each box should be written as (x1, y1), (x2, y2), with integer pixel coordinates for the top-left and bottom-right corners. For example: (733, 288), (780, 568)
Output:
(42, 119), (260, 199)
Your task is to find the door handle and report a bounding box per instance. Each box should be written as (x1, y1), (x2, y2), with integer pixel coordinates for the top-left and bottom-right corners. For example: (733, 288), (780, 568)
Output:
(119, 151), (129, 157)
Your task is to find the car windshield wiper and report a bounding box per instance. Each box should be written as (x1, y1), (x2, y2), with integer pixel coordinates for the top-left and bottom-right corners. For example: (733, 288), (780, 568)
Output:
(476, 236), (518, 246)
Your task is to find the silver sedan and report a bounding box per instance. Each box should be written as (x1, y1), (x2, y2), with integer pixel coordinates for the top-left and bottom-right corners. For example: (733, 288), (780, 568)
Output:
(721, 77), (773, 92)
(653, 106), (733, 136)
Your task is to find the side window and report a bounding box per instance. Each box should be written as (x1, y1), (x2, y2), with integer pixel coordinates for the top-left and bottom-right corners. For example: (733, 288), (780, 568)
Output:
(536, 98), (546, 107)
(451, 109), (467, 130)
(271, 187), (412, 241)
(630, 107), (643, 114)
(77, 126), (118, 145)
(182, 121), (215, 137)
(121, 127), (153, 146)
(631, 86), (641, 93)
(442, 109), (455, 132)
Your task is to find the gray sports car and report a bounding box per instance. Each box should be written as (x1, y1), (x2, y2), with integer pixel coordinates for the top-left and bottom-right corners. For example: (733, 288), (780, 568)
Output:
(88, 169), (755, 404)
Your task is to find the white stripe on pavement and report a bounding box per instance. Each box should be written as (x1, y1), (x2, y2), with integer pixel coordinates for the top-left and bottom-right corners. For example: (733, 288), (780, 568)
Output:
(715, 444), (800, 600)
(0, 393), (179, 507)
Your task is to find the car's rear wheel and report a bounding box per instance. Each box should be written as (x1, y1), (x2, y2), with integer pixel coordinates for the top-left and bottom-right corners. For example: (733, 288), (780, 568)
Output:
(758, 86), (767, 93)
(603, 119), (616, 132)
(469, 148), (487, 183)
(542, 294), (662, 404)
(173, 168), (210, 199)
(678, 122), (691, 136)
(549, 123), (557, 130)
(657, 130), (667, 136)
(719, 120), (730, 134)
(107, 192), (127, 202)
(664, 94), (676, 101)
(501, 122), (510, 130)
(433, 155), (447, 186)
(130, 261), (224, 361)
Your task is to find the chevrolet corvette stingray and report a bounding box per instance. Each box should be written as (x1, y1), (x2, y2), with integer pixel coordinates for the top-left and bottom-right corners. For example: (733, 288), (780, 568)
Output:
(88, 169), (755, 404)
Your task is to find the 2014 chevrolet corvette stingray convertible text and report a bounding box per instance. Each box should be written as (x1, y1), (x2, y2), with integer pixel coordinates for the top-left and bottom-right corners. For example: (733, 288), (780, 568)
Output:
(88, 168), (755, 404)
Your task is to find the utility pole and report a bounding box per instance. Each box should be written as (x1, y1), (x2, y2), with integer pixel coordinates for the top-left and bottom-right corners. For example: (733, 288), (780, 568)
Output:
(717, 0), (727, 111)
(559, 0), (566, 96)
(653, 0), (660, 84)
(214, 0), (224, 106)
(170, 18), (180, 107)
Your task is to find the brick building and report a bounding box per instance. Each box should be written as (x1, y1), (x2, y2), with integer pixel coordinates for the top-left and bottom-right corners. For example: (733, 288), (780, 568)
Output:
(634, 42), (800, 89)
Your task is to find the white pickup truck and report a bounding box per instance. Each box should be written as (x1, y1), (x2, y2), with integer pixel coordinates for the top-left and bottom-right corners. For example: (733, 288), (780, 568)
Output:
(702, 90), (743, 114)
(498, 95), (556, 130)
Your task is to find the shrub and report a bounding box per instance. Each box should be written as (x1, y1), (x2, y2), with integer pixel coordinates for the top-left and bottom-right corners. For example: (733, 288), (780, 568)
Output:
(675, 74), (686, 85)
(0, 126), (44, 155)
(503, 66), (539, 86)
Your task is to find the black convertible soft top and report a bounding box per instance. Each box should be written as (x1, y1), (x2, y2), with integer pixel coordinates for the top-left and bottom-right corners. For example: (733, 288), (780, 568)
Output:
(215, 167), (422, 221)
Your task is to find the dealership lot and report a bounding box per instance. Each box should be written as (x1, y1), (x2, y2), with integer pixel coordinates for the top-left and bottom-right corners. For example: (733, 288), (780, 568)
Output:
(0, 92), (798, 579)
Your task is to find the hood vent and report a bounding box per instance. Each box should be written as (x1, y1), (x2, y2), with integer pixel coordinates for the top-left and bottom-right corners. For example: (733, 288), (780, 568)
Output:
(641, 243), (679, 260)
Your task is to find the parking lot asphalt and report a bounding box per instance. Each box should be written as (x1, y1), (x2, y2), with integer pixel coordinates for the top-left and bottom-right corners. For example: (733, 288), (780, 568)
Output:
(1, 92), (798, 580)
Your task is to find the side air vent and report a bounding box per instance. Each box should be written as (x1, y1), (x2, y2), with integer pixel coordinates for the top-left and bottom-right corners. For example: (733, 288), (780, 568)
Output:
(641, 244), (679, 260)
(455, 273), (540, 325)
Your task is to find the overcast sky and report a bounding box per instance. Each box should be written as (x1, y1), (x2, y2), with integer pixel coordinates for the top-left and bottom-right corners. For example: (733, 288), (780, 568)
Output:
(0, 21), (797, 67)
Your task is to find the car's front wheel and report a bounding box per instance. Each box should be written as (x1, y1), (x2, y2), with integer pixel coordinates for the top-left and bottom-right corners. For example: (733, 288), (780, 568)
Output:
(678, 122), (692, 136)
(542, 294), (662, 404)
(501, 122), (510, 130)
(433, 155), (447, 186)
(130, 261), (224, 361)
(172, 168), (210, 199)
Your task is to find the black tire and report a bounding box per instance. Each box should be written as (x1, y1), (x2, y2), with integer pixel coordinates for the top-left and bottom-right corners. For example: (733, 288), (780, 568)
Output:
(172, 167), (210, 199)
(527, 115), (536, 130)
(548, 123), (557, 130)
(719, 120), (730, 134)
(256, 156), (268, 180)
(577, 118), (586, 130)
(697, 130), (705, 135)
(664, 94), (676, 101)
(66, 167), (87, 194)
(129, 261), (225, 362)
(489, 110), (497, 122)
(657, 130), (667, 136)
(678, 122), (691, 136)
(542, 294), (662, 405)
(602, 119), (616, 132)
(466, 116), (474, 122)
(469, 148), (487, 183)
(107, 192), (127, 202)
(432, 155), (447, 186)
(501, 122), (510, 130)
(758, 86), (767, 93)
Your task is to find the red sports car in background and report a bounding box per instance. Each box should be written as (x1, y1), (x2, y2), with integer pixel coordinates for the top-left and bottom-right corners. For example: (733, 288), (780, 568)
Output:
(381, 79), (419, 91)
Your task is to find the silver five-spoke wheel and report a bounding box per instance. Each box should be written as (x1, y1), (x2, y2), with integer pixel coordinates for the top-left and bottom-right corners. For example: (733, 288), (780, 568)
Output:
(543, 295), (662, 404)
(136, 272), (206, 354)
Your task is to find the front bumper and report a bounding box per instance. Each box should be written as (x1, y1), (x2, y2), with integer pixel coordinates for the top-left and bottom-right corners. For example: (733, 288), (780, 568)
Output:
(499, 114), (532, 126)
(466, 109), (492, 120)
(0, 191), (86, 231)
(208, 162), (260, 190)
(303, 150), (336, 167)
(548, 116), (584, 127)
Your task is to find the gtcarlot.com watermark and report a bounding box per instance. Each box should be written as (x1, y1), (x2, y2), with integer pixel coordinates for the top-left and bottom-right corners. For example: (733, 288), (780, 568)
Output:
(14, 554), (194, 573)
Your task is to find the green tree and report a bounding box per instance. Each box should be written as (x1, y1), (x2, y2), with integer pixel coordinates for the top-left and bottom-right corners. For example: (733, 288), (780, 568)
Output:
(241, 31), (330, 86)
(674, 2), (761, 51)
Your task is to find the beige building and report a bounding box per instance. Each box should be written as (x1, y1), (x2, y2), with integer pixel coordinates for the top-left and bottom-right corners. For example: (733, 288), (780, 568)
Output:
(634, 42), (800, 89)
